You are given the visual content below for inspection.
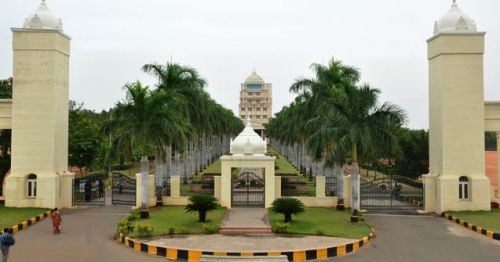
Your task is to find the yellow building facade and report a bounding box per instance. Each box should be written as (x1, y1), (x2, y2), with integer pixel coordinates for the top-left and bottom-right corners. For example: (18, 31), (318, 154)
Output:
(238, 70), (272, 137)
(423, 2), (492, 213)
(4, 1), (74, 208)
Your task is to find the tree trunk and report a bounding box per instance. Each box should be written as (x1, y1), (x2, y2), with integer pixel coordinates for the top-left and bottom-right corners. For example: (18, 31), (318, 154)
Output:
(284, 212), (292, 223)
(351, 143), (360, 210)
(334, 162), (344, 200)
(140, 155), (149, 210)
(199, 211), (207, 222)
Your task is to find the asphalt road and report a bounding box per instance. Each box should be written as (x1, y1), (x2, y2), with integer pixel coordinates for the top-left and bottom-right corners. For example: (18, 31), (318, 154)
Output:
(6, 206), (500, 262)
(338, 213), (500, 262)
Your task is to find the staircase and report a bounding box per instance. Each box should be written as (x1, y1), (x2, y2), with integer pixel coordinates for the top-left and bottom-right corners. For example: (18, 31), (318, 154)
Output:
(219, 208), (273, 235)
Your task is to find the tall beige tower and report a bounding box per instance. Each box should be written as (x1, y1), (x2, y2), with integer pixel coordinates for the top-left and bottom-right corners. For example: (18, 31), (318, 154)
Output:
(5, 0), (74, 208)
(238, 70), (272, 138)
(424, 1), (490, 213)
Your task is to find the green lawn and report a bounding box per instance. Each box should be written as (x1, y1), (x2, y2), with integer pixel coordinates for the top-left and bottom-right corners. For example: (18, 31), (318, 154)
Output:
(447, 210), (500, 232)
(267, 147), (300, 175)
(268, 207), (372, 239)
(0, 205), (48, 229)
(131, 206), (227, 237)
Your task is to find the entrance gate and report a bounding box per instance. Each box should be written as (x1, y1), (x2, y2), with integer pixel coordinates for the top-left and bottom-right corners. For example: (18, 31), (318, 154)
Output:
(232, 172), (265, 207)
(360, 175), (423, 212)
(111, 173), (136, 206)
(73, 174), (106, 206)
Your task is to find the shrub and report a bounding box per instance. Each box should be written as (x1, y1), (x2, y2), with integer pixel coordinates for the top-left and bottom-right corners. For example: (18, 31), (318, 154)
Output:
(168, 227), (175, 235)
(274, 222), (288, 233)
(315, 230), (325, 236)
(117, 218), (135, 235)
(202, 224), (219, 234)
(185, 194), (219, 222)
(271, 197), (305, 223)
(133, 222), (155, 237)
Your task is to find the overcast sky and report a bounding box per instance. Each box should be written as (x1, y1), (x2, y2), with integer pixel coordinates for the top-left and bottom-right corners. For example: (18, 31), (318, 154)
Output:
(1, 0), (499, 129)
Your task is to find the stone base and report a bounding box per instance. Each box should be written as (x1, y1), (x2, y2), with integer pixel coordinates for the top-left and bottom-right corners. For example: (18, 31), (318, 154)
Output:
(4, 172), (74, 208)
(424, 174), (491, 213)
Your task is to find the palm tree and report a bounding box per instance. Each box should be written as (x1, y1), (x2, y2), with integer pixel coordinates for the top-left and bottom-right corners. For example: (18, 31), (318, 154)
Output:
(289, 58), (360, 203)
(103, 81), (189, 215)
(314, 84), (407, 210)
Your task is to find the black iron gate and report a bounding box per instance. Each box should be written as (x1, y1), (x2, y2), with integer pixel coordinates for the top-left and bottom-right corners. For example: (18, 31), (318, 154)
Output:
(112, 173), (136, 206)
(360, 175), (423, 212)
(232, 172), (265, 207)
(73, 174), (106, 206)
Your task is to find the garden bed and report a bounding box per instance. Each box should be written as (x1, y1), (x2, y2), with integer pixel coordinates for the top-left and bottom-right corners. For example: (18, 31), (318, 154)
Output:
(268, 207), (372, 239)
(118, 206), (227, 238)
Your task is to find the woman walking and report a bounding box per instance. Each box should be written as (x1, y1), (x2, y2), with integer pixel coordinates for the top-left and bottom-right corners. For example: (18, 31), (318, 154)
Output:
(50, 208), (62, 234)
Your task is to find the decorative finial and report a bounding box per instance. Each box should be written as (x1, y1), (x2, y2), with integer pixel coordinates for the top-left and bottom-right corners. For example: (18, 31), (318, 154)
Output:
(252, 67), (256, 74)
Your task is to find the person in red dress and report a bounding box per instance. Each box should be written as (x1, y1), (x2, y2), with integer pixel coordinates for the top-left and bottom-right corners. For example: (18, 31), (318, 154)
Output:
(50, 208), (62, 234)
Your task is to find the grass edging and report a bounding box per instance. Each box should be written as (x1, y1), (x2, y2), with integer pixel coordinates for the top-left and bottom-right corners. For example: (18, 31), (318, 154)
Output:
(441, 212), (500, 241)
(116, 229), (375, 261)
(1, 210), (51, 235)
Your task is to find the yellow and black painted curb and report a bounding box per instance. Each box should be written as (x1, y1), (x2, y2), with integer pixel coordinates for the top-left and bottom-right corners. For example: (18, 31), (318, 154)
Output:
(117, 230), (374, 262)
(1, 210), (51, 235)
(441, 213), (500, 241)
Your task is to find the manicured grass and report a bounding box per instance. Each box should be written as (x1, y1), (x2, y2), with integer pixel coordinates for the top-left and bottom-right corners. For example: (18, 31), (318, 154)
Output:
(447, 210), (500, 232)
(268, 207), (372, 239)
(267, 147), (300, 175)
(199, 160), (221, 175)
(0, 205), (48, 229)
(132, 206), (226, 237)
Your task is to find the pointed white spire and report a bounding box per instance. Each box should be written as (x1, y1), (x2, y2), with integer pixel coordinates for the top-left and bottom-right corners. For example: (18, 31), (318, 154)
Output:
(23, 0), (63, 31)
(434, 0), (477, 34)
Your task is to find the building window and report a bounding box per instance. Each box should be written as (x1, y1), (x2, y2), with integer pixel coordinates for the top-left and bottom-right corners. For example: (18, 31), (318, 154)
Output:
(459, 176), (469, 200)
(241, 108), (245, 111)
(249, 115), (253, 119)
(248, 108), (252, 111)
(27, 174), (37, 198)
(241, 115), (245, 119)
(256, 108), (261, 111)
(256, 115), (261, 119)
(263, 115), (267, 119)
(255, 92), (261, 96)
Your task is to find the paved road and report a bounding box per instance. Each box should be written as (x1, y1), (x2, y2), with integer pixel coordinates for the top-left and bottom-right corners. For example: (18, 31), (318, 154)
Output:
(339, 213), (500, 262)
(7, 207), (500, 262)
(8, 206), (162, 262)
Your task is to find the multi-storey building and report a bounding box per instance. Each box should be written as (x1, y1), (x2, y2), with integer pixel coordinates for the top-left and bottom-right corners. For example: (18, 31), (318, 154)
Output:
(239, 70), (272, 138)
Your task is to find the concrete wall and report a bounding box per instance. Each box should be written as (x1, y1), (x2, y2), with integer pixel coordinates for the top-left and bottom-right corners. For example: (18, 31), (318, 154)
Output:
(426, 32), (490, 212)
(5, 29), (73, 208)
(0, 99), (12, 129)
(485, 102), (500, 132)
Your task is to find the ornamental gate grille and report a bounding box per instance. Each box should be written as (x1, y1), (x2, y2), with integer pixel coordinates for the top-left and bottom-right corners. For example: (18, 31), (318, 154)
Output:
(360, 175), (423, 212)
(73, 175), (106, 206)
(111, 173), (136, 206)
(232, 172), (265, 207)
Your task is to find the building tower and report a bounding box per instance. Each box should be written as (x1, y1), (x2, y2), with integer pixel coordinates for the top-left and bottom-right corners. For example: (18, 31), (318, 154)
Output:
(238, 70), (272, 138)
(423, 1), (490, 213)
(5, 0), (74, 208)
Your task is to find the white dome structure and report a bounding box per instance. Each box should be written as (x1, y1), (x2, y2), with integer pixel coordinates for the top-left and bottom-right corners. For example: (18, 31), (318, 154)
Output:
(434, 1), (477, 34)
(230, 121), (267, 156)
(23, 0), (63, 31)
(245, 69), (265, 84)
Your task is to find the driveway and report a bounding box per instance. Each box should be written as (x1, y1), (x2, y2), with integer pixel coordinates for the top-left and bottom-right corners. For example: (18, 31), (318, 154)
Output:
(8, 206), (162, 262)
(7, 207), (500, 262)
(339, 213), (500, 262)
